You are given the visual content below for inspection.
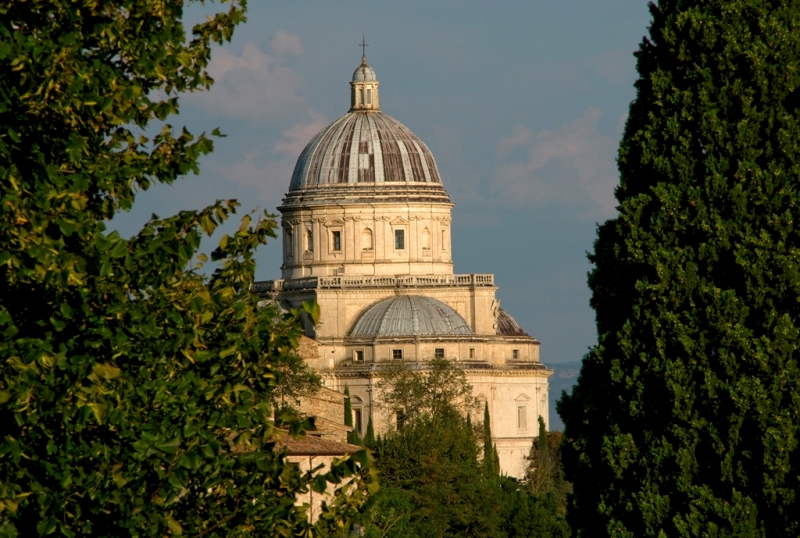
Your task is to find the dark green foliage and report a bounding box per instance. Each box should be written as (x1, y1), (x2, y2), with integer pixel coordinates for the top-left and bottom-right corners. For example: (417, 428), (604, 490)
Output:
(366, 412), (572, 538)
(366, 411), (503, 538)
(498, 477), (571, 538)
(365, 361), (569, 537)
(0, 0), (374, 535)
(559, 1), (800, 536)
(524, 424), (571, 517)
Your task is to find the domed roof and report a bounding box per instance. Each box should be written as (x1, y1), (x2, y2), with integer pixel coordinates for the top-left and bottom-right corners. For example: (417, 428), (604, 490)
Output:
(350, 296), (474, 338)
(287, 56), (445, 194)
(496, 309), (529, 337)
(290, 112), (442, 190)
(352, 57), (376, 81)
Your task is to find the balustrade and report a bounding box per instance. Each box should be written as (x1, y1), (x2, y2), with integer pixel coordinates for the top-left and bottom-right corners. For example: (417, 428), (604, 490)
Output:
(254, 274), (494, 294)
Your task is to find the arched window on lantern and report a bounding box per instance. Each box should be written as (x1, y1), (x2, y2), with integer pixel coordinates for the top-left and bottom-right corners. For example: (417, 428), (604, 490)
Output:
(305, 229), (313, 252)
(285, 228), (293, 257)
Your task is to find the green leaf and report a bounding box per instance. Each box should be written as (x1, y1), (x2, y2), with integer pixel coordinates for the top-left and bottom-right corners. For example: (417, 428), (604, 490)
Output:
(91, 363), (121, 380)
(155, 436), (181, 454)
(303, 300), (321, 325)
(166, 516), (183, 536)
(88, 403), (107, 424)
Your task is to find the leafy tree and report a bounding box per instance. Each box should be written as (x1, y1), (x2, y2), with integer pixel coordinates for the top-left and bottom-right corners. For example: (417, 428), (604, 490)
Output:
(0, 0), (373, 535)
(375, 358), (476, 428)
(272, 347), (323, 412)
(525, 419), (570, 517)
(366, 365), (569, 537)
(497, 477), (571, 538)
(366, 411), (503, 538)
(559, 1), (800, 536)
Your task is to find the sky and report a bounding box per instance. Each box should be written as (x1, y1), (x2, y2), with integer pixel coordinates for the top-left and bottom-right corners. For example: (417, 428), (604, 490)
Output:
(111, 0), (654, 365)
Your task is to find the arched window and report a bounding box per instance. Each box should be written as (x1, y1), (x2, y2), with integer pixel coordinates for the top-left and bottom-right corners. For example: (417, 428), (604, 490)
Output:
(361, 228), (373, 250)
(421, 227), (431, 249)
(285, 228), (293, 256)
(305, 229), (313, 252)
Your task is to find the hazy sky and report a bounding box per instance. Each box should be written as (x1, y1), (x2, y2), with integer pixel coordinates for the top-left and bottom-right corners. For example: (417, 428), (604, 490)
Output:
(111, 1), (653, 365)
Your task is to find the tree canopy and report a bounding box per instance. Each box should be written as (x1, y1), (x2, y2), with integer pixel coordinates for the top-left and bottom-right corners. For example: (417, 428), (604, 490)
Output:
(0, 0), (373, 535)
(559, 1), (800, 536)
(365, 361), (570, 538)
(375, 358), (476, 429)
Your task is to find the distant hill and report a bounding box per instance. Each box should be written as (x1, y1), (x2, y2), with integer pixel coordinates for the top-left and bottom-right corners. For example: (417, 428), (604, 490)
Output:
(545, 361), (582, 432)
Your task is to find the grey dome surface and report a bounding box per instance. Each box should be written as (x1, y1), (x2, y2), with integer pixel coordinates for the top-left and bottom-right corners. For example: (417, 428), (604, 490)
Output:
(350, 296), (474, 338)
(352, 60), (376, 81)
(289, 111), (442, 190)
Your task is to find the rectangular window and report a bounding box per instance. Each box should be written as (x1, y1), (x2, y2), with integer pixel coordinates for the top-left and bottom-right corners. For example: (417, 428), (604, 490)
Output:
(392, 349), (403, 360)
(332, 230), (341, 251)
(354, 350), (364, 362)
(442, 230), (448, 250)
(434, 348), (444, 359)
(517, 406), (528, 430)
(469, 348), (475, 359)
(353, 408), (362, 434)
(360, 88), (365, 104)
(306, 229), (313, 252)
(367, 88), (372, 104)
(512, 349), (519, 360)
(394, 229), (405, 250)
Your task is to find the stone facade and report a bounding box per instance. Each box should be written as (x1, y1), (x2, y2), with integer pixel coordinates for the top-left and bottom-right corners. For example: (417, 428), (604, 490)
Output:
(255, 56), (552, 478)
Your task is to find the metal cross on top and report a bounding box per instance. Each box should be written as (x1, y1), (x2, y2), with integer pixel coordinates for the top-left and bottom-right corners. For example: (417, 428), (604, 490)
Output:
(360, 35), (368, 57)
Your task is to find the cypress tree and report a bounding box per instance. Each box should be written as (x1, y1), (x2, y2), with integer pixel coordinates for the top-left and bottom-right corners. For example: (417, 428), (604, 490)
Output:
(483, 402), (500, 477)
(536, 417), (550, 492)
(344, 384), (359, 444)
(364, 414), (376, 449)
(559, 2), (800, 536)
(344, 384), (353, 428)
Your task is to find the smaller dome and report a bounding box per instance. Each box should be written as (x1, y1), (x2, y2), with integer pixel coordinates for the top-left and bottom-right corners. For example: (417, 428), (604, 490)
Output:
(496, 309), (529, 337)
(352, 57), (376, 81)
(351, 296), (474, 338)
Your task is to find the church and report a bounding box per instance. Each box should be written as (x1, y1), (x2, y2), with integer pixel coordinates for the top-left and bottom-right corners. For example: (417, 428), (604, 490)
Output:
(254, 54), (552, 477)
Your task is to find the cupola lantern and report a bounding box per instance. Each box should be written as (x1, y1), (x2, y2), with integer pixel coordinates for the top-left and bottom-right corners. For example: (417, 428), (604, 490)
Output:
(350, 56), (379, 111)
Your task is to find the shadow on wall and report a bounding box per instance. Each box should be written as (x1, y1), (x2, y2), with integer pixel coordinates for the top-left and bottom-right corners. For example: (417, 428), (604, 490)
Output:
(547, 361), (581, 431)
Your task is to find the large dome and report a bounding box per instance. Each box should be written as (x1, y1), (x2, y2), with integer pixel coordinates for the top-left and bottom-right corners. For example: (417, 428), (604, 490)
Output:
(350, 296), (474, 338)
(288, 56), (445, 194)
(290, 112), (442, 190)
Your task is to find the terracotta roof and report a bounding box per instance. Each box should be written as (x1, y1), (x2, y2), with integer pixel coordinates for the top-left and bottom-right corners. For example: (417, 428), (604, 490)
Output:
(496, 309), (529, 337)
(310, 416), (352, 433)
(277, 435), (362, 456)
